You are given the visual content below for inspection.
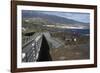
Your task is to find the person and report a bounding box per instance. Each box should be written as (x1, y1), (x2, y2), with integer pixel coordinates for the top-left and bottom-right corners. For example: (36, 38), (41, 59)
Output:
(71, 31), (79, 42)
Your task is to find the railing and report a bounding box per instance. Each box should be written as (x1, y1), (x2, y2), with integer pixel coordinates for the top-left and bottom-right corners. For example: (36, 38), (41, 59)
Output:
(22, 33), (43, 62)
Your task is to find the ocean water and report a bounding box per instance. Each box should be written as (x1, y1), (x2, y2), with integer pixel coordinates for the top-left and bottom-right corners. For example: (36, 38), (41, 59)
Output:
(65, 29), (90, 36)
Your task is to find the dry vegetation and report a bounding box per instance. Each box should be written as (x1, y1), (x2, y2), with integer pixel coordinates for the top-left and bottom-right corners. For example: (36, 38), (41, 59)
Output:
(50, 32), (90, 61)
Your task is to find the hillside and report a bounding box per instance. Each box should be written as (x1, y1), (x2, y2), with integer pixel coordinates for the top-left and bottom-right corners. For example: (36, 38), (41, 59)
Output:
(22, 10), (89, 28)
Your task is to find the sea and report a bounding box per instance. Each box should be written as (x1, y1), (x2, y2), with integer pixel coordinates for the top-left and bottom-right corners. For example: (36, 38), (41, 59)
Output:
(64, 29), (90, 36)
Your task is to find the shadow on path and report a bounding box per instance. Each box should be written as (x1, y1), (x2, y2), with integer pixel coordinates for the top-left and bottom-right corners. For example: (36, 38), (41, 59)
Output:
(37, 35), (52, 61)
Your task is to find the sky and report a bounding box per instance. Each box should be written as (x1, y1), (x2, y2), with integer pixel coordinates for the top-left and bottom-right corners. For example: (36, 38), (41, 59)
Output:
(41, 11), (90, 23)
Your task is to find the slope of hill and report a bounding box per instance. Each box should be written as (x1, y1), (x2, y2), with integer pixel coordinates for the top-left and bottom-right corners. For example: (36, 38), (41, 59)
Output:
(22, 11), (89, 25)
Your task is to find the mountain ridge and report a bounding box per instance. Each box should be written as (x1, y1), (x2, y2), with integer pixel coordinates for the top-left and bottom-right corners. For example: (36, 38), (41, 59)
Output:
(22, 11), (89, 25)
